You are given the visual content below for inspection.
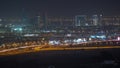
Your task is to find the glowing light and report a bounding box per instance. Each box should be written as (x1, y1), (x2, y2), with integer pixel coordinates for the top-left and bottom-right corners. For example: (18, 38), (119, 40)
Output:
(13, 28), (22, 31)
(66, 34), (72, 37)
(19, 28), (22, 31)
(49, 40), (60, 45)
(90, 35), (106, 39)
(117, 37), (120, 40)
(89, 38), (92, 41)
(14, 28), (17, 30)
(24, 34), (39, 37)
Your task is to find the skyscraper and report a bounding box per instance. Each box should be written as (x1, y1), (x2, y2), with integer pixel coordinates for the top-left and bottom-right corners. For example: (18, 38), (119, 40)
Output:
(92, 15), (99, 26)
(75, 15), (87, 26)
(43, 12), (48, 29)
(21, 8), (29, 24)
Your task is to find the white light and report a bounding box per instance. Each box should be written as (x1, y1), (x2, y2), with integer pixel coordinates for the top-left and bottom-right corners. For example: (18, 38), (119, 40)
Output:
(83, 38), (86, 41)
(77, 39), (82, 42)
(19, 28), (22, 31)
(24, 34), (38, 37)
(49, 40), (60, 45)
(76, 38), (83, 44)
(14, 28), (17, 30)
(89, 38), (92, 41)
(66, 34), (72, 37)
(117, 37), (120, 40)
(49, 41), (54, 45)
(90, 35), (96, 38)
(13, 28), (22, 31)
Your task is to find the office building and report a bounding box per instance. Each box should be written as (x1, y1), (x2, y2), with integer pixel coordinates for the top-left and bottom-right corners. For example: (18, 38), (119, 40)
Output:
(75, 15), (87, 26)
(92, 15), (99, 26)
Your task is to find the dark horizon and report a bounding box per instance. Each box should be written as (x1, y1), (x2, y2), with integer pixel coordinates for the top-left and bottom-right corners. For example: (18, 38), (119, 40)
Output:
(0, 0), (120, 18)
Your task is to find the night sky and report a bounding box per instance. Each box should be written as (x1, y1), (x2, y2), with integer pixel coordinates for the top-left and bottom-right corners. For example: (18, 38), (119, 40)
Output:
(0, 0), (120, 18)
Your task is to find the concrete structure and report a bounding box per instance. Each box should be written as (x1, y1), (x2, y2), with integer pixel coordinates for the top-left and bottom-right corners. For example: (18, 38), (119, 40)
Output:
(75, 15), (87, 26)
(92, 15), (99, 26)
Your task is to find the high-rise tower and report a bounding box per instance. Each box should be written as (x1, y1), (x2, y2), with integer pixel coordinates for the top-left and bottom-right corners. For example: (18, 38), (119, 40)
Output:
(21, 8), (28, 24)
(92, 15), (99, 26)
(75, 15), (87, 26)
(43, 12), (48, 29)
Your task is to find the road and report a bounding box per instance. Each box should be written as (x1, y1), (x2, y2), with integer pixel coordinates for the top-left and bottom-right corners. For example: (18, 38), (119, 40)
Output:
(0, 45), (120, 56)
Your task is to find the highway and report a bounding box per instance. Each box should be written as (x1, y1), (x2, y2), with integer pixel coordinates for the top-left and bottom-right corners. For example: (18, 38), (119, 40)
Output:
(0, 45), (120, 56)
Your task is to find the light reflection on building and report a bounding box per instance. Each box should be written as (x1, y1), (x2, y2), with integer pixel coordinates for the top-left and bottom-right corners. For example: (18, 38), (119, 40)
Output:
(0, 15), (120, 43)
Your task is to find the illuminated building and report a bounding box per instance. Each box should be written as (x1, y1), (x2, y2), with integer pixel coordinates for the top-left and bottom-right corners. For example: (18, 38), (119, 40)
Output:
(47, 16), (74, 27)
(0, 27), (11, 33)
(101, 16), (120, 26)
(29, 16), (42, 27)
(21, 8), (29, 25)
(75, 15), (87, 26)
(92, 15), (99, 26)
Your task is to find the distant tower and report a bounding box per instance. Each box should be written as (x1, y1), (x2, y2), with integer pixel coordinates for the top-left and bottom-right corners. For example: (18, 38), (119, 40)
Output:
(21, 8), (28, 24)
(92, 15), (99, 26)
(75, 15), (87, 26)
(99, 14), (103, 26)
(99, 8), (104, 26)
(43, 12), (48, 29)
(29, 15), (41, 28)
(37, 16), (40, 27)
